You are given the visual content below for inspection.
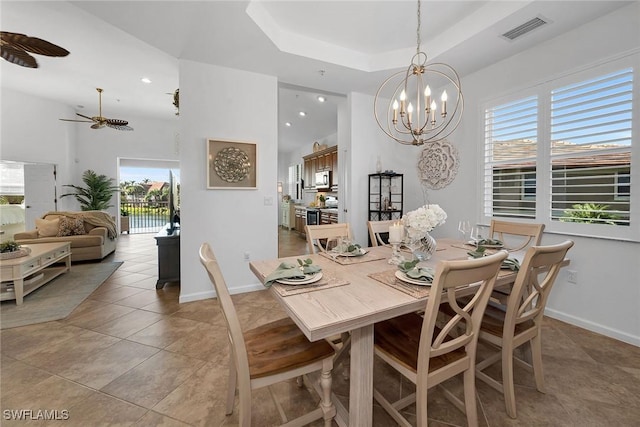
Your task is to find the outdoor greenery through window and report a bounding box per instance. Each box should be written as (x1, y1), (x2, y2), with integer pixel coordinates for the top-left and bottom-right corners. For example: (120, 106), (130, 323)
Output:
(484, 56), (635, 239)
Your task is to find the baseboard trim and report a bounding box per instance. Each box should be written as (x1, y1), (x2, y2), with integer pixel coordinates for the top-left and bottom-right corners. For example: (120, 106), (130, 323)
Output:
(178, 282), (265, 303)
(545, 308), (640, 347)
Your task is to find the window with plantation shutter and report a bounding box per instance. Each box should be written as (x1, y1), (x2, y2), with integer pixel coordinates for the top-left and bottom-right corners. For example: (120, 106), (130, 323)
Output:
(550, 69), (632, 226)
(483, 96), (538, 219)
(482, 54), (637, 241)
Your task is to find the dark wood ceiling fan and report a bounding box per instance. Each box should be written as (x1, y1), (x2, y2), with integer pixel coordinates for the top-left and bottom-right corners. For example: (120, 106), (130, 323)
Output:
(0, 31), (69, 68)
(59, 88), (133, 131)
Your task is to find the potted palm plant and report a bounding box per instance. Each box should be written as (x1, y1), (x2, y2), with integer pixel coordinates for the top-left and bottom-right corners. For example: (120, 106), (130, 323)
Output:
(61, 169), (119, 211)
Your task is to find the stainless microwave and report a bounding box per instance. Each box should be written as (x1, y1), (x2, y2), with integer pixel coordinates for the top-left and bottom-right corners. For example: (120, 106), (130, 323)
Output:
(315, 171), (331, 189)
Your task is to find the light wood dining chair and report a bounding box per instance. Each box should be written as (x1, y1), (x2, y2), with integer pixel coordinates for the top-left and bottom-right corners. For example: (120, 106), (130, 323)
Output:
(488, 220), (545, 252)
(198, 243), (336, 427)
(475, 240), (574, 418)
(367, 219), (395, 246)
(373, 250), (508, 427)
(305, 223), (352, 254)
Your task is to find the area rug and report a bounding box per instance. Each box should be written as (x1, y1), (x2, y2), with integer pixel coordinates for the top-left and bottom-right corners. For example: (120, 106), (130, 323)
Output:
(0, 261), (122, 329)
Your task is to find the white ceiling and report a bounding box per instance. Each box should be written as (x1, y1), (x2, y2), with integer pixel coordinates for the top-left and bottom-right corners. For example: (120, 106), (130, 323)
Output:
(0, 1), (632, 153)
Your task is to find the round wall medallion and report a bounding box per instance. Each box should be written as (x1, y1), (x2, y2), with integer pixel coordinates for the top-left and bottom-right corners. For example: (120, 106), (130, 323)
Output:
(417, 139), (460, 189)
(214, 147), (250, 183)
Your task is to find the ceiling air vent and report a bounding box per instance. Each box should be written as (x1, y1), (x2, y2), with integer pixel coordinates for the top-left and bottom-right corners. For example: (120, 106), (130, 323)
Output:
(501, 17), (548, 41)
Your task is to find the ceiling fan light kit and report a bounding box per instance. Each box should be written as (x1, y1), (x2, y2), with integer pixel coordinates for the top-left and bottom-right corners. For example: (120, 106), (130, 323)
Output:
(374, 0), (463, 146)
(59, 88), (133, 131)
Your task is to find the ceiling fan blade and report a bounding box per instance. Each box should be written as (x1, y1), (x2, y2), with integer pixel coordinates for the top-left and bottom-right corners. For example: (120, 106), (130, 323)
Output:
(106, 118), (129, 126)
(0, 31), (69, 57)
(76, 113), (97, 122)
(106, 122), (133, 131)
(0, 44), (37, 68)
(59, 118), (93, 123)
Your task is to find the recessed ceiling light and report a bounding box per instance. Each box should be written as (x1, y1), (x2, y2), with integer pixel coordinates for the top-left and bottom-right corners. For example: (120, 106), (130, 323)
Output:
(285, 122), (291, 127)
(141, 77), (152, 84)
(317, 96), (326, 103)
(299, 111), (306, 117)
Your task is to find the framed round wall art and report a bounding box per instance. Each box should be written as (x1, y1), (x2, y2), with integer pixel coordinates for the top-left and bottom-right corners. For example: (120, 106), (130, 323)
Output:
(207, 138), (258, 189)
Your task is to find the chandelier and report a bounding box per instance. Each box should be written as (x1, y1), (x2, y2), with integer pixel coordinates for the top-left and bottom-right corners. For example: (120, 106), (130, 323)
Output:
(374, 0), (464, 146)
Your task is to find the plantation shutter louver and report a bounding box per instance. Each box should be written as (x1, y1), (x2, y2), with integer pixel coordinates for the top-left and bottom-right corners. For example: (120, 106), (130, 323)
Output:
(550, 68), (632, 226)
(484, 96), (538, 219)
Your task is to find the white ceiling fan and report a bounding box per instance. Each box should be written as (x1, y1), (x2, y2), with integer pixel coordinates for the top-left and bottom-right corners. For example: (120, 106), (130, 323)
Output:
(60, 88), (133, 131)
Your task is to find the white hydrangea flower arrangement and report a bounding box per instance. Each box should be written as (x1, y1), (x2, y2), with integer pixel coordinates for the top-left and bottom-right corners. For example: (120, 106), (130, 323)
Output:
(402, 204), (447, 239)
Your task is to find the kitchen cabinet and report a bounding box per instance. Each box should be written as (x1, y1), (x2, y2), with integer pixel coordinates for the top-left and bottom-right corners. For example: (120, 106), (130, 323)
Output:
(302, 145), (338, 188)
(331, 151), (338, 187)
(320, 209), (338, 224)
(368, 173), (403, 222)
(294, 207), (307, 235)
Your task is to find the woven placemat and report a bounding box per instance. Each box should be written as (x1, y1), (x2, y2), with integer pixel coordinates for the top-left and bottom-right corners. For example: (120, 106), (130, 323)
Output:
(319, 251), (387, 265)
(272, 276), (350, 297)
(368, 269), (433, 299)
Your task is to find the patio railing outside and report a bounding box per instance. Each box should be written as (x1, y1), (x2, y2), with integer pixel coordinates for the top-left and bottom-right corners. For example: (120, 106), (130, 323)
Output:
(121, 201), (169, 234)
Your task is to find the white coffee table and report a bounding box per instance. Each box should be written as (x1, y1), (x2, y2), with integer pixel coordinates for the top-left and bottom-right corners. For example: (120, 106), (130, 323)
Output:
(0, 242), (71, 305)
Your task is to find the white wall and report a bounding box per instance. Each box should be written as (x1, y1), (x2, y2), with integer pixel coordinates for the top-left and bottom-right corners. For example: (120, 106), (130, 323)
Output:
(178, 60), (278, 302)
(73, 114), (179, 219)
(1, 88), (77, 212)
(435, 3), (640, 345)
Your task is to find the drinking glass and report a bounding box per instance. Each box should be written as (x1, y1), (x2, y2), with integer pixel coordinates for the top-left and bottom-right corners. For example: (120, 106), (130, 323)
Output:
(470, 226), (481, 244)
(458, 220), (471, 243)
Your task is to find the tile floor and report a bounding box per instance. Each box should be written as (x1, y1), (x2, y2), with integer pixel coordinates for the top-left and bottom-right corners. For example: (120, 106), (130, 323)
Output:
(1, 229), (639, 426)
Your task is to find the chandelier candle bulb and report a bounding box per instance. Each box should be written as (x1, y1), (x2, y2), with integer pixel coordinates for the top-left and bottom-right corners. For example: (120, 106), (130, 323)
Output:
(424, 86), (432, 114)
(407, 103), (413, 125)
(441, 91), (448, 117)
(393, 100), (399, 123)
(400, 90), (407, 114)
(430, 101), (437, 126)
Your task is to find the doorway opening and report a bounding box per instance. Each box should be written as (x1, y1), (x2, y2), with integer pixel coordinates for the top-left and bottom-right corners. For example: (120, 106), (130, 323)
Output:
(118, 158), (179, 234)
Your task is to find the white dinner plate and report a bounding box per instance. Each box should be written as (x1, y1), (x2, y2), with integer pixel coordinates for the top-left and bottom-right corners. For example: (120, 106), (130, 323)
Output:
(395, 270), (433, 286)
(277, 272), (323, 286)
(339, 249), (368, 257)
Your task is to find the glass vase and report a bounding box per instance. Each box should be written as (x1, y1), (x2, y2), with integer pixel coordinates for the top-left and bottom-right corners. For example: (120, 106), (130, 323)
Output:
(410, 232), (437, 261)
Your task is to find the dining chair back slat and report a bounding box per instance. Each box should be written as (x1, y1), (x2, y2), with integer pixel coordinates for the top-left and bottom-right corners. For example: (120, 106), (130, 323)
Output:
(489, 220), (545, 252)
(367, 220), (395, 246)
(305, 223), (353, 253)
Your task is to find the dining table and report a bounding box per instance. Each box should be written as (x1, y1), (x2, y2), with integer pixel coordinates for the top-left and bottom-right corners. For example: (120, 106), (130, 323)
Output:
(249, 238), (529, 427)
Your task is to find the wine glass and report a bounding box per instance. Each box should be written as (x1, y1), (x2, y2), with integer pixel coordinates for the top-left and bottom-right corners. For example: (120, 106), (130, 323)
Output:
(458, 220), (471, 243)
(470, 226), (482, 245)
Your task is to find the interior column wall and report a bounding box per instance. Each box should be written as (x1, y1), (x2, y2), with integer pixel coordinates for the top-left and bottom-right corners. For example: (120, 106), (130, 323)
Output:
(178, 59), (278, 302)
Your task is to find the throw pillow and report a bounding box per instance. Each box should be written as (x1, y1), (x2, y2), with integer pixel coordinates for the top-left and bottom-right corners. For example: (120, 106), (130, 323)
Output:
(35, 217), (60, 237)
(58, 216), (86, 237)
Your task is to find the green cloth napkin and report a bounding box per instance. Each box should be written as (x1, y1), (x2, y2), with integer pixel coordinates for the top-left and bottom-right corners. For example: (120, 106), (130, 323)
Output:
(263, 260), (322, 287)
(405, 266), (435, 282)
(501, 258), (520, 271)
(398, 260), (435, 282)
(475, 238), (503, 246)
(467, 248), (520, 271)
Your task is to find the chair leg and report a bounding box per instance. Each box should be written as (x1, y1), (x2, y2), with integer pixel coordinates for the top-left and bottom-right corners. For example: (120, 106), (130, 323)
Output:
(319, 358), (336, 427)
(530, 334), (546, 393)
(463, 367), (479, 427)
(227, 357), (237, 415)
(502, 343), (517, 418)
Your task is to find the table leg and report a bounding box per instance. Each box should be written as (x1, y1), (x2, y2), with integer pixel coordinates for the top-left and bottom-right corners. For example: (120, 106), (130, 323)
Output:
(349, 324), (374, 427)
(15, 278), (24, 305)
